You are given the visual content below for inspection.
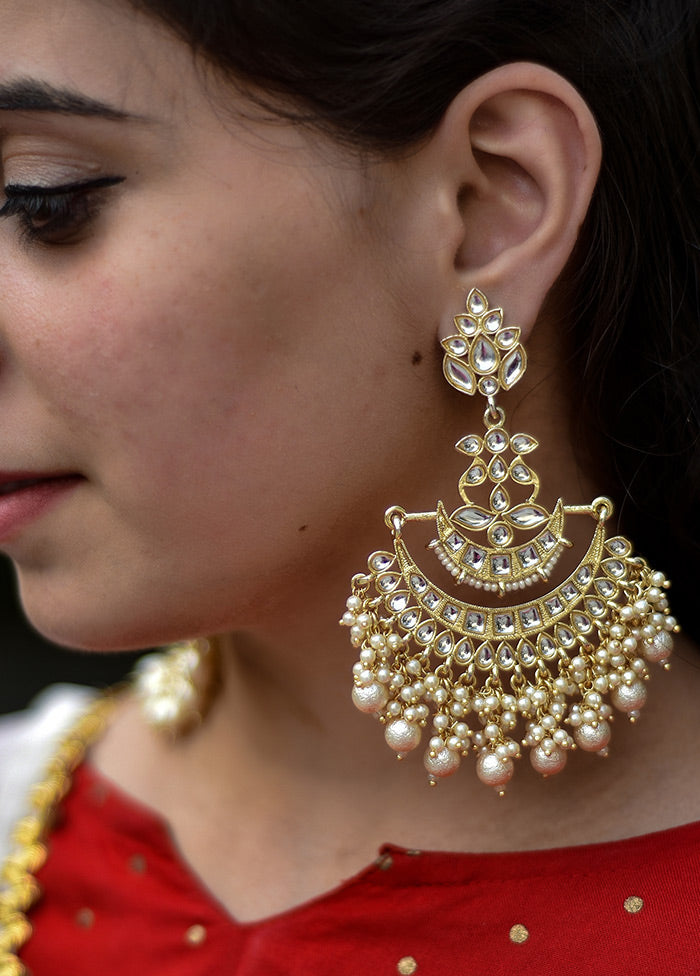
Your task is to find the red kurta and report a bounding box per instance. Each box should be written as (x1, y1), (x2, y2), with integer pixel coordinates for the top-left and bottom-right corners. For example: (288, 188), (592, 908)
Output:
(21, 762), (700, 974)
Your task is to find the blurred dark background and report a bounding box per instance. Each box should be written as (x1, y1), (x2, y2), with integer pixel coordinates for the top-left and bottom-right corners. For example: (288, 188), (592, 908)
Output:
(0, 555), (144, 714)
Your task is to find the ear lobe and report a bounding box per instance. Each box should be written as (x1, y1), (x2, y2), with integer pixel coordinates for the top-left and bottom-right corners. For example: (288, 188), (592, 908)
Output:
(434, 63), (601, 338)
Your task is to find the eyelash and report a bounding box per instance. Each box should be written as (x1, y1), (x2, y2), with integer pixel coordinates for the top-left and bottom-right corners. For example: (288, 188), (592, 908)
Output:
(0, 176), (124, 246)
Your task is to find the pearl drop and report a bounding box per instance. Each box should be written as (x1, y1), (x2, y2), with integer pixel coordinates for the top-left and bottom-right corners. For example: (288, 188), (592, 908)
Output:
(574, 720), (611, 752)
(530, 743), (567, 776)
(385, 718), (421, 753)
(347, 595), (362, 611)
(352, 683), (388, 714)
(611, 680), (647, 713)
(476, 750), (514, 789)
(644, 630), (673, 663)
(424, 746), (461, 778)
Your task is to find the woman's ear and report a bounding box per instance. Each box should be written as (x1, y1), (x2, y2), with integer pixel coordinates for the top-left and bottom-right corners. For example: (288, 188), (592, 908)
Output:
(400, 62), (602, 339)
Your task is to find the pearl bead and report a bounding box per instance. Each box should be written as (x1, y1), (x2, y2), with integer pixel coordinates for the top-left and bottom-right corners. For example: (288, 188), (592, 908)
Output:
(644, 630), (673, 663)
(476, 750), (514, 789)
(530, 743), (567, 776)
(385, 719), (421, 753)
(352, 683), (388, 714)
(433, 714), (449, 731)
(574, 720), (611, 752)
(346, 595), (362, 611)
(424, 746), (460, 778)
(611, 680), (647, 713)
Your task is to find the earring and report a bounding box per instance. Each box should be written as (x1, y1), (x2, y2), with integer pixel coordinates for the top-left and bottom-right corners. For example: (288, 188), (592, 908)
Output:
(134, 637), (220, 735)
(342, 289), (677, 792)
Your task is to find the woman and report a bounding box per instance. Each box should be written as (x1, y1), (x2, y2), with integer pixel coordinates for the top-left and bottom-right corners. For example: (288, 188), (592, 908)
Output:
(0, 0), (698, 972)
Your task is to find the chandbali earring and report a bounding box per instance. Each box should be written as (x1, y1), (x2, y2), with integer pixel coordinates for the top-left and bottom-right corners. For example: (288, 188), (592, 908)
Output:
(342, 289), (677, 792)
(134, 637), (220, 736)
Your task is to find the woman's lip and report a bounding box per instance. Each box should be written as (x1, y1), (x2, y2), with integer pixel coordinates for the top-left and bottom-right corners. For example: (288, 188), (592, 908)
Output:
(0, 474), (83, 543)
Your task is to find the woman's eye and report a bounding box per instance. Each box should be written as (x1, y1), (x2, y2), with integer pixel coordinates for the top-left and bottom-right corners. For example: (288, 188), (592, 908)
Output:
(0, 176), (124, 246)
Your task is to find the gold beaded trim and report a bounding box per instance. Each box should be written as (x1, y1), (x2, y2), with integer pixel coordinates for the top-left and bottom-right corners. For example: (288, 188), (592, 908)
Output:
(0, 693), (116, 976)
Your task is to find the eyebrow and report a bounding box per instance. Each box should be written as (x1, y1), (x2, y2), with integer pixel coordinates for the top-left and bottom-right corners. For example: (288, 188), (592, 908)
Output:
(0, 79), (137, 120)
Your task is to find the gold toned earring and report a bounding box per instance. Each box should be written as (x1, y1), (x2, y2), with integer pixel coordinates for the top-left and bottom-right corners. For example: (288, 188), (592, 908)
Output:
(342, 289), (677, 792)
(134, 637), (220, 735)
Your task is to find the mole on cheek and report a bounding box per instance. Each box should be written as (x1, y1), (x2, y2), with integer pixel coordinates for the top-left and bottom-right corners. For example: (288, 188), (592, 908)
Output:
(412, 350), (423, 366)
(298, 524), (308, 532)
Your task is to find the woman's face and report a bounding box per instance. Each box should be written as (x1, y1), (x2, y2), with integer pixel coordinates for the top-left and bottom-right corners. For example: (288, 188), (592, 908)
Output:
(0, 0), (441, 649)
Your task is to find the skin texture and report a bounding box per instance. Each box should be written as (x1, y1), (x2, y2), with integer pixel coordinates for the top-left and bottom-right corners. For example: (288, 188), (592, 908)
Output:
(1, 0), (699, 923)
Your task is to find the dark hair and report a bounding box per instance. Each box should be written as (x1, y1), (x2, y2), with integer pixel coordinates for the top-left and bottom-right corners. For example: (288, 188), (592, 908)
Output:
(133, 0), (700, 638)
